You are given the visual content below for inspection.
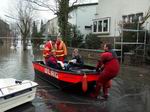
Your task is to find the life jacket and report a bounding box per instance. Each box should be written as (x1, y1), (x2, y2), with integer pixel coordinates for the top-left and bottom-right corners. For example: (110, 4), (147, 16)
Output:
(43, 41), (54, 58)
(55, 40), (67, 58)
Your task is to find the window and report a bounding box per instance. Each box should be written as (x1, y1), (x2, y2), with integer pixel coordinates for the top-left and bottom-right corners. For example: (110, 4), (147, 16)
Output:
(122, 13), (143, 23)
(128, 14), (134, 23)
(92, 17), (110, 34)
(98, 21), (102, 32)
(85, 26), (92, 29)
(103, 20), (108, 32)
(93, 21), (97, 32)
(122, 15), (127, 23)
(136, 13), (143, 23)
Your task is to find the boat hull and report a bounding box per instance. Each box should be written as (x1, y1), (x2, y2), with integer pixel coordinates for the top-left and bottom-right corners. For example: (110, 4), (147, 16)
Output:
(0, 87), (37, 112)
(33, 61), (99, 92)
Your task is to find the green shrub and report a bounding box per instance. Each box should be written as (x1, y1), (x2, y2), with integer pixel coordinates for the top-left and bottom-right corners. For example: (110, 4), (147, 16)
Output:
(85, 33), (102, 49)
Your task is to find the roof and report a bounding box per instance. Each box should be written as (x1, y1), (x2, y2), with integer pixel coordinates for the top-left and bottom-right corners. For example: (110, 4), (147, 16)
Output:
(72, 2), (98, 8)
(47, 2), (98, 22)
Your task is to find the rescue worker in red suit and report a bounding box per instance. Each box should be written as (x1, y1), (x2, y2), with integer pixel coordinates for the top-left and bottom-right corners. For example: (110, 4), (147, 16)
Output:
(90, 43), (120, 100)
(43, 39), (56, 64)
(55, 36), (67, 62)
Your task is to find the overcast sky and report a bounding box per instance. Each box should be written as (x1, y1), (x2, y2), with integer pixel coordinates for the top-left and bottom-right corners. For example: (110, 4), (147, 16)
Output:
(0, 0), (55, 22)
(0, 0), (98, 23)
(0, 0), (9, 19)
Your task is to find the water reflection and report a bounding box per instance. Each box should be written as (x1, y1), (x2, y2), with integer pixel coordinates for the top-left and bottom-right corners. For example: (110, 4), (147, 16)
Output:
(6, 103), (35, 112)
(34, 77), (109, 112)
(0, 44), (150, 112)
(0, 46), (34, 80)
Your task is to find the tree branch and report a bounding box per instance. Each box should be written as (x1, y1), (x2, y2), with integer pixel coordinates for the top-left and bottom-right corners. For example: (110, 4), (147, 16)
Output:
(141, 7), (150, 25)
(71, 0), (78, 6)
(24, 0), (58, 13)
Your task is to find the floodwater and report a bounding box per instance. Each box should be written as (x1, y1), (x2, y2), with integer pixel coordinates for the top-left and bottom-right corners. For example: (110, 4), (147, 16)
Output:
(0, 44), (150, 112)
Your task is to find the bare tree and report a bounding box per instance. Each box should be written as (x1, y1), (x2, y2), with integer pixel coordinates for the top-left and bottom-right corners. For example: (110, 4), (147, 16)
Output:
(141, 7), (150, 25)
(16, 1), (35, 50)
(6, 0), (35, 50)
(24, 0), (81, 45)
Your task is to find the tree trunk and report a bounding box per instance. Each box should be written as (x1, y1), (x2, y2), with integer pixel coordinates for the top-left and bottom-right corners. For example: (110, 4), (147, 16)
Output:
(22, 36), (27, 51)
(58, 0), (70, 46)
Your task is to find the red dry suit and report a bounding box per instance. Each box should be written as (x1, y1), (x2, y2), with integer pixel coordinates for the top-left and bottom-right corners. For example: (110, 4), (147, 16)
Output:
(46, 55), (59, 69)
(91, 51), (120, 98)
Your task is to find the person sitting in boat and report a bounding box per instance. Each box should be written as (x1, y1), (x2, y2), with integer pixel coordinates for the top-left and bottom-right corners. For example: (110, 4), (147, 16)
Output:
(46, 50), (60, 69)
(66, 48), (84, 70)
(90, 43), (120, 100)
(43, 38), (56, 64)
(46, 50), (66, 70)
(72, 48), (84, 65)
(55, 35), (67, 62)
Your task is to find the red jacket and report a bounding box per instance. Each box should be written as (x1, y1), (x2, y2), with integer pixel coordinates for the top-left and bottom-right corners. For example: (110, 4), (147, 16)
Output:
(101, 52), (120, 74)
(46, 55), (59, 69)
(97, 52), (120, 78)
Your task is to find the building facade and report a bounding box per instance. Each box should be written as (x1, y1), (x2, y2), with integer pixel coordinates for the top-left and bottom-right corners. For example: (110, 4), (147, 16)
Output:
(92, 0), (150, 37)
(92, 0), (150, 64)
(44, 3), (98, 38)
(69, 3), (98, 38)
(0, 19), (10, 45)
(43, 17), (58, 37)
(0, 19), (10, 37)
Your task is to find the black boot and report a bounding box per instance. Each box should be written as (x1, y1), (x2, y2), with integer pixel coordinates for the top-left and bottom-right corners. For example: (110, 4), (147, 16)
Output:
(90, 83), (102, 99)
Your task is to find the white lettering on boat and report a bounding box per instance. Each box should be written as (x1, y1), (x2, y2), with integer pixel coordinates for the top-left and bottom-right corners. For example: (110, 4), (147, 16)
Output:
(44, 68), (58, 79)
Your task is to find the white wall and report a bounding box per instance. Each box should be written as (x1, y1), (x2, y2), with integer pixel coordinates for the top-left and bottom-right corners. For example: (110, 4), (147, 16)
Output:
(69, 4), (97, 37)
(44, 17), (59, 36)
(96, 0), (150, 37)
(45, 4), (97, 38)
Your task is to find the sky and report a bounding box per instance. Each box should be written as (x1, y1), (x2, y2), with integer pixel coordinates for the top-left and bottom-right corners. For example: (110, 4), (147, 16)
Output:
(0, 0), (55, 23)
(0, 0), (98, 23)
(0, 0), (9, 19)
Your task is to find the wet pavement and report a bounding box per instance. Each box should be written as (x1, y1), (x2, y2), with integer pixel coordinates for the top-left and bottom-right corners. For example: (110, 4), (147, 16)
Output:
(0, 45), (150, 112)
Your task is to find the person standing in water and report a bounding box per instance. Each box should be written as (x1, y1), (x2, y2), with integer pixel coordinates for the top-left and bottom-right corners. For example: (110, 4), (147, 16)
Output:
(90, 43), (120, 100)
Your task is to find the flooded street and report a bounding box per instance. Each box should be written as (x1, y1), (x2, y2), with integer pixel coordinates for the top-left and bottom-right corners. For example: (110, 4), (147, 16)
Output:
(0, 45), (150, 112)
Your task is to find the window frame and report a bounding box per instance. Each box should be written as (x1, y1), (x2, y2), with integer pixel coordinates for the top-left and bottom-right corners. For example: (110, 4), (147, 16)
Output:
(122, 12), (143, 24)
(92, 17), (110, 34)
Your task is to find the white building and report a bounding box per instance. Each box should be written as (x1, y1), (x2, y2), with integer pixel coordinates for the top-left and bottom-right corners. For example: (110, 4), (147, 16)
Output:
(92, 0), (150, 37)
(92, 0), (150, 63)
(69, 3), (98, 37)
(43, 17), (58, 37)
(44, 3), (98, 38)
